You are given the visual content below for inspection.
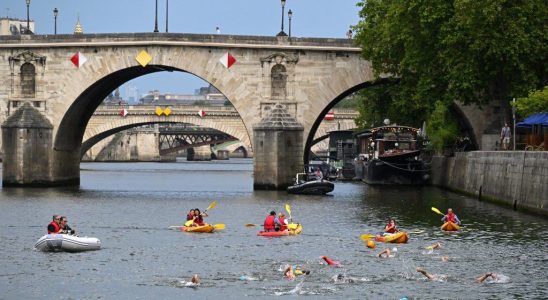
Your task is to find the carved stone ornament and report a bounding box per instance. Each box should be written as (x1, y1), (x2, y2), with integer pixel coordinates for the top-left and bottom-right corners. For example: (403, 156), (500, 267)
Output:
(8, 50), (47, 74)
(260, 52), (299, 67)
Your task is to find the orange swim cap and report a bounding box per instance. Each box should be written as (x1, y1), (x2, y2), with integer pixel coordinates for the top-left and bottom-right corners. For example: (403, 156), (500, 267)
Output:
(367, 240), (376, 249)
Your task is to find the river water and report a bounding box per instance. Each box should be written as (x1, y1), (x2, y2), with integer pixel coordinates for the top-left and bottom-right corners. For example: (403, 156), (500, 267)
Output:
(0, 159), (546, 299)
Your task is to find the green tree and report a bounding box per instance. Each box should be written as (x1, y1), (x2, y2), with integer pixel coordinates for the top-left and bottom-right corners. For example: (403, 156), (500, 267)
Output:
(353, 0), (547, 125)
(426, 101), (460, 152)
(513, 86), (548, 117)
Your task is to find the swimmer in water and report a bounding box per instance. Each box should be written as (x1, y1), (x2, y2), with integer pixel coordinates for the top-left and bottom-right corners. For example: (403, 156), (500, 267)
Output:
(416, 267), (435, 280)
(441, 256), (449, 262)
(476, 272), (497, 283)
(378, 248), (392, 258)
(332, 273), (355, 284)
(426, 242), (442, 250)
(191, 274), (200, 285)
(321, 256), (341, 266)
(283, 265), (295, 280)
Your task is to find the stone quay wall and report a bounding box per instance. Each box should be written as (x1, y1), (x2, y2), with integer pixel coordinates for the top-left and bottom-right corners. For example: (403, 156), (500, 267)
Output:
(431, 151), (548, 216)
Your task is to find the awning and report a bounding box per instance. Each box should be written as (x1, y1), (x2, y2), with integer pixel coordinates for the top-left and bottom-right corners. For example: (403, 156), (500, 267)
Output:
(516, 113), (548, 128)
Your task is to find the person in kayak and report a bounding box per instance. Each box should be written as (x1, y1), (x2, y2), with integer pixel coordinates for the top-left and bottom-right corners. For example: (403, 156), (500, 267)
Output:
(186, 209), (195, 221)
(59, 216), (76, 235)
(192, 208), (208, 226)
(441, 208), (462, 225)
(384, 219), (398, 233)
(47, 215), (61, 234)
(277, 213), (288, 231)
(263, 211), (277, 232)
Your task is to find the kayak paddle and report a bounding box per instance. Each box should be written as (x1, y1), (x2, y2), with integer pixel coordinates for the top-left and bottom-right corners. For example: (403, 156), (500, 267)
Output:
(245, 223), (257, 227)
(285, 203), (292, 220)
(359, 234), (375, 241)
(213, 224), (225, 230)
(431, 207), (444, 216)
(184, 220), (194, 226)
(204, 201), (217, 213)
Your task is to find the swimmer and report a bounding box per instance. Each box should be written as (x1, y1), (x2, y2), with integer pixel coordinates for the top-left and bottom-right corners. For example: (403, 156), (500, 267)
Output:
(416, 267), (435, 280)
(441, 256), (449, 262)
(321, 256), (341, 267)
(426, 242), (441, 250)
(378, 248), (392, 258)
(332, 273), (355, 284)
(283, 265), (295, 280)
(191, 274), (200, 285)
(476, 272), (497, 283)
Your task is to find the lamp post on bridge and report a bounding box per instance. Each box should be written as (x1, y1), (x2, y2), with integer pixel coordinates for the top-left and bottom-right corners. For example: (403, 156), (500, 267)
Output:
(154, 0), (159, 33)
(276, 0), (287, 36)
(25, 0), (31, 34)
(53, 8), (58, 35)
(288, 9), (292, 38)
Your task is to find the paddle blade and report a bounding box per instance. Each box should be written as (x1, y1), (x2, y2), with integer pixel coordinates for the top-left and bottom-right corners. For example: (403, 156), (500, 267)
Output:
(213, 224), (225, 230)
(207, 201), (217, 211)
(245, 224), (257, 227)
(168, 225), (183, 229)
(285, 203), (292, 217)
(360, 234), (375, 241)
(184, 220), (194, 227)
(431, 207), (444, 216)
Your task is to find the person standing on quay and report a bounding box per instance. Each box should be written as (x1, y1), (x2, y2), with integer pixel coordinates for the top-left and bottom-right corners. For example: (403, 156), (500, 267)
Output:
(500, 123), (511, 150)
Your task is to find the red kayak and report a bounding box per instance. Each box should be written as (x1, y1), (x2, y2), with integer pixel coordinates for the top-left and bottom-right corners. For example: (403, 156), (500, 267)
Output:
(257, 230), (290, 237)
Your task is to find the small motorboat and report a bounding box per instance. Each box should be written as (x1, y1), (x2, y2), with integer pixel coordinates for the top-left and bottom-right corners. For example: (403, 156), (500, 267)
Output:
(181, 224), (215, 233)
(287, 173), (334, 195)
(374, 231), (409, 243)
(257, 223), (302, 237)
(35, 234), (101, 252)
(441, 222), (460, 231)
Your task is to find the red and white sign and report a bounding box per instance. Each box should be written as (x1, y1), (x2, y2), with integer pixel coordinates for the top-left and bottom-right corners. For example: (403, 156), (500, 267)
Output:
(70, 51), (87, 68)
(324, 112), (335, 121)
(219, 52), (236, 69)
(197, 109), (206, 118)
(119, 108), (128, 117)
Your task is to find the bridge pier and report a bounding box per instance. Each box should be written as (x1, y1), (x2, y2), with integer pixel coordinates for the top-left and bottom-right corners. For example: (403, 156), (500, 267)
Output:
(253, 104), (304, 190)
(1, 103), (57, 186)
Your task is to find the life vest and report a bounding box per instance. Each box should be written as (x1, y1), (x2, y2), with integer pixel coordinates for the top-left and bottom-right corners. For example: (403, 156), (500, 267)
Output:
(186, 213), (193, 221)
(194, 215), (205, 226)
(47, 221), (60, 234)
(385, 223), (398, 233)
(446, 213), (456, 223)
(264, 215), (276, 231)
(279, 217), (287, 231)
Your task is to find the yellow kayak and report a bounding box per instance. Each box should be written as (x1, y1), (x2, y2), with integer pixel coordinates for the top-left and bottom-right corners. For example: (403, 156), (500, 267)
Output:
(375, 231), (409, 243)
(289, 223), (302, 235)
(441, 222), (460, 231)
(182, 224), (215, 233)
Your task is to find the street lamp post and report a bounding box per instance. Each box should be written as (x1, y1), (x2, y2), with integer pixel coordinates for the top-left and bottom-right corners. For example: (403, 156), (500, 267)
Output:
(165, 0), (169, 33)
(154, 0), (159, 32)
(53, 8), (58, 35)
(288, 9), (293, 37)
(276, 0), (287, 36)
(25, 0), (30, 34)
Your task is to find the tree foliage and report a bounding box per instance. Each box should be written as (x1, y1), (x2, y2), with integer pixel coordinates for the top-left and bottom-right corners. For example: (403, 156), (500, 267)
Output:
(513, 86), (548, 117)
(426, 101), (460, 151)
(353, 0), (547, 126)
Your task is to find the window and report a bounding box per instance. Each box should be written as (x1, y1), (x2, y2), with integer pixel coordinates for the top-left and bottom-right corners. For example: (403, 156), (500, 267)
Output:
(20, 63), (36, 98)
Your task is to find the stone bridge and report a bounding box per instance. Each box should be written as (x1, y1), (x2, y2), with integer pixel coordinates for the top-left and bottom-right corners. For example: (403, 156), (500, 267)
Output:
(0, 33), (495, 188)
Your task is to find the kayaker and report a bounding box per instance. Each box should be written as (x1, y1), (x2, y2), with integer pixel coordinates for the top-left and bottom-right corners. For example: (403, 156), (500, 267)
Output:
(263, 211), (276, 232)
(59, 216), (76, 235)
(441, 208), (462, 225)
(384, 219), (398, 233)
(186, 209), (195, 221)
(192, 209), (208, 226)
(277, 213), (288, 231)
(47, 215), (61, 234)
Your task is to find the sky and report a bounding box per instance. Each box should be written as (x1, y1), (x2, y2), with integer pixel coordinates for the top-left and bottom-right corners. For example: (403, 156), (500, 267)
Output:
(4, 0), (361, 100)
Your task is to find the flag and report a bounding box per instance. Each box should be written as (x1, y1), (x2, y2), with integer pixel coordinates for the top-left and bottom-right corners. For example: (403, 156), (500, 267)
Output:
(198, 110), (206, 117)
(70, 52), (87, 68)
(324, 112), (335, 121)
(119, 108), (128, 117)
(219, 52), (236, 69)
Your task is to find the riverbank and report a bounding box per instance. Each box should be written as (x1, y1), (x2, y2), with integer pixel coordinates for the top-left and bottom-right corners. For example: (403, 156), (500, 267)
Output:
(431, 151), (548, 216)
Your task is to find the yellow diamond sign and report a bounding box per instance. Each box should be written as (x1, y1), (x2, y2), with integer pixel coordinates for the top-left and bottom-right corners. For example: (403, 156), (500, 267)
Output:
(163, 107), (172, 116)
(136, 50), (152, 67)
(155, 106), (163, 116)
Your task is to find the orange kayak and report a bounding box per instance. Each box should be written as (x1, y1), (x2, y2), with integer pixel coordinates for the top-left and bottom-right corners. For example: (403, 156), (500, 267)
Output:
(182, 224), (215, 233)
(375, 231), (408, 243)
(441, 222), (460, 231)
(257, 224), (302, 237)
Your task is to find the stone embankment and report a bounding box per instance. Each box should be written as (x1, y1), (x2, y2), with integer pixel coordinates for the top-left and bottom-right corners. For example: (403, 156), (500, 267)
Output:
(431, 151), (548, 216)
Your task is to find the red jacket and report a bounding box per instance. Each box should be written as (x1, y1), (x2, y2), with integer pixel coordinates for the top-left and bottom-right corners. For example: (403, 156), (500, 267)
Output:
(47, 221), (60, 234)
(385, 223), (398, 233)
(278, 217), (287, 231)
(186, 213), (193, 221)
(264, 215), (276, 231)
(445, 213), (456, 223)
(194, 215), (205, 226)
